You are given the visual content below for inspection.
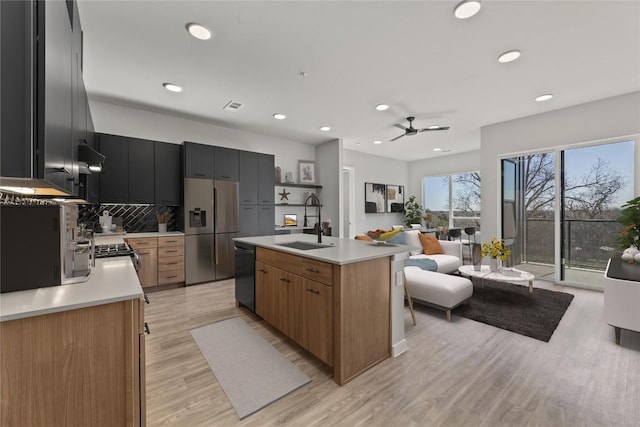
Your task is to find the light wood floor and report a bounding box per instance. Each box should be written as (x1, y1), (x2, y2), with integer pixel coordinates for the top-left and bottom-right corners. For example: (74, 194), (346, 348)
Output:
(144, 279), (640, 426)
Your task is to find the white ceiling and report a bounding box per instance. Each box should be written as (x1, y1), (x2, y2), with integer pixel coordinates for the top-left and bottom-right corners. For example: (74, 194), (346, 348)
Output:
(78, 0), (640, 161)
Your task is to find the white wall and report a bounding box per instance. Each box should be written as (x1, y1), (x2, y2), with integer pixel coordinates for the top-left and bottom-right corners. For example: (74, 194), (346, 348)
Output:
(343, 149), (409, 235)
(89, 99), (316, 180)
(480, 91), (640, 242)
(316, 139), (342, 235)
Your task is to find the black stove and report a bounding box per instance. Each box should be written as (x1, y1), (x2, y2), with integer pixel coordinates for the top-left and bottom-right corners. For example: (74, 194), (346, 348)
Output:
(94, 243), (135, 258)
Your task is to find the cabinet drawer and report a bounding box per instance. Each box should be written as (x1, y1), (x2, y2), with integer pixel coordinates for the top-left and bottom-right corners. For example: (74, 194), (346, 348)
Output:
(158, 246), (184, 257)
(256, 247), (301, 275)
(158, 236), (184, 248)
(300, 258), (333, 286)
(158, 256), (184, 271)
(158, 268), (184, 285)
(127, 238), (158, 250)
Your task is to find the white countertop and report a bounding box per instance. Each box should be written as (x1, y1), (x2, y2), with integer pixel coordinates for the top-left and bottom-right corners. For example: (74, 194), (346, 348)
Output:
(96, 231), (184, 239)
(234, 234), (410, 265)
(1, 256), (143, 322)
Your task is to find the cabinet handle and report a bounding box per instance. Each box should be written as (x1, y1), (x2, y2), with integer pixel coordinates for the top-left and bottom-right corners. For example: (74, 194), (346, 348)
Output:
(305, 268), (320, 274)
(165, 240), (178, 243)
(195, 173), (205, 177)
(165, 250), (178, 253)
(279, 278), (290, 283)
(144, 322), (151, 335)
(135, 242), (149, 245)
(138, 251), (150, 255)
(166, 275), (178, 279)
(221, 175), (231, 179)
(165, 262), (178, 265)
(306, 288), (320, 295)
(144, 294), (150, 304)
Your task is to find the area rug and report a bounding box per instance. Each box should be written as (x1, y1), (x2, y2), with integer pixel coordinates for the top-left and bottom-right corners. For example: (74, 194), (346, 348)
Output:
(190, 317), (311, 419)
(452, 278), (574, 342)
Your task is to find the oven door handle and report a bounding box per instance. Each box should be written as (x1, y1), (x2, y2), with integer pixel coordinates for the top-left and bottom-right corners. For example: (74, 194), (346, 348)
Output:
(131, 251), (141, 271)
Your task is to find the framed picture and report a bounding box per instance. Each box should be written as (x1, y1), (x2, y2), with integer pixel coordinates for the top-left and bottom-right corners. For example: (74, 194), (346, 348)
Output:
(298, 160), (316, 184)
(365, 182), (386, 213)
(386, 185), (404, 213)
(284, 214), (297, 226)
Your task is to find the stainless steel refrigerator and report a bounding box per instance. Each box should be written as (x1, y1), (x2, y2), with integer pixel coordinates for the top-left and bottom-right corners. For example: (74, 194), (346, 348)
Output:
(184, 178), (239, 285)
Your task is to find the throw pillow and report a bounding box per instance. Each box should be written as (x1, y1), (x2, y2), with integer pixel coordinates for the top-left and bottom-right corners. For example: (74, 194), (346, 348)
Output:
(418, 233), (444, 255)
(406, 258), (438, 271)
(403, 230), (423, 255)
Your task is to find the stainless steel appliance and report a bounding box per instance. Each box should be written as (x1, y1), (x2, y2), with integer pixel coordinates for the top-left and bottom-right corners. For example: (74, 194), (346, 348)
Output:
(94, 243), (135, 258)
(184, 178), (239, 285)
(234, 241), (256, 312)
(0, 204), (91, 293)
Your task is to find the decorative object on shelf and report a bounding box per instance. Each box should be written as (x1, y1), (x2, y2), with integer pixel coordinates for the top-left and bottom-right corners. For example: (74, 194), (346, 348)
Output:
(284, 171), (294, 183)
(278, 188), (290, 201)
(275, 166), (282, 184)
(616, 196), (640, 262)
(403, 195), (423, 227)
(298, 160), (316, 184)
(386, 185), (405, 213)
(157, 212), (169, 233)
(365, 183), (386, 213)
(481, 237), (511, 272)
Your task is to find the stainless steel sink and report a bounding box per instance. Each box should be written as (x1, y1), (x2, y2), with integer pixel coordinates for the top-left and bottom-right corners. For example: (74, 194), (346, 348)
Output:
(276, 241), (333, 250)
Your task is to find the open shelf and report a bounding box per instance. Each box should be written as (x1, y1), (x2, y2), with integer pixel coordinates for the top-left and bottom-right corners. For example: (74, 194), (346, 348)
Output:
(275, 183), (322, 189)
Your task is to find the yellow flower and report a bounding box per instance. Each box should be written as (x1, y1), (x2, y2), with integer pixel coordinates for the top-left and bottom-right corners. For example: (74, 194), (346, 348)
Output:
(481, 237), (511, 261)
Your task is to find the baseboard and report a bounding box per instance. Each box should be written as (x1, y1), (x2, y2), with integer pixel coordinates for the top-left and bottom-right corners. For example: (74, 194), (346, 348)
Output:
(391, 338), (408, 357)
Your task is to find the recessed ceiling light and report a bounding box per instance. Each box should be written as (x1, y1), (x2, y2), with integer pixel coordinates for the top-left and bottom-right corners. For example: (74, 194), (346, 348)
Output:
(454, 0), (481, 19)
(186, 23), (212, 40)
(273, 113), (286, 120)
(536, 94), (553, 102)
(433, 148), (442, 152)
(162, 83), (182, 93)
(375, 104), (389, 111)
(320, 126), (331, 131)
(373, 140), (382, 145)
(498, 49), (521, 63)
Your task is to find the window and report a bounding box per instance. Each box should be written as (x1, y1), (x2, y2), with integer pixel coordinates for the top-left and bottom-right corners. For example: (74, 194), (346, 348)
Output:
(423, 172), (481, 229)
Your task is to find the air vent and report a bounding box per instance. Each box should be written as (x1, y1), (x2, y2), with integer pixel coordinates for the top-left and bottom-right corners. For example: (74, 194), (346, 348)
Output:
(223, 101), (243, 112)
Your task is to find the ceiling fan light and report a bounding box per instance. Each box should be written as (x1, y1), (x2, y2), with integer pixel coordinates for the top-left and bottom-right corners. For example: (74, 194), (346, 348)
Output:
(162, 82), (183, 92)
(454, 0), (481, 19)
(428, 125), (441, 130)
(433, 148), (442, 152)
(273, 113), (286, 120)
(186, 23), (212, 40)
(375, 104), (389, 111)
(535, 93), (553, 102)
(498, 49), (521, 63)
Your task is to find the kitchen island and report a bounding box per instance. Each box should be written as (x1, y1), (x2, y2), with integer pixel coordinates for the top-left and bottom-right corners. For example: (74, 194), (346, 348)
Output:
(234, 234), (410, 385)
(0, 253), (146, 426)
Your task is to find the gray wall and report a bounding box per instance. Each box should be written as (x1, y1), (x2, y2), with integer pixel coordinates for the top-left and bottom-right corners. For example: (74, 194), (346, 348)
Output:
(316, 139), (342, 235)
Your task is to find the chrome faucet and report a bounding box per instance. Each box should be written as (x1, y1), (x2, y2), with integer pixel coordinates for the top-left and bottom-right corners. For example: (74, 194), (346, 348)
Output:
(303, 194), (322, 243)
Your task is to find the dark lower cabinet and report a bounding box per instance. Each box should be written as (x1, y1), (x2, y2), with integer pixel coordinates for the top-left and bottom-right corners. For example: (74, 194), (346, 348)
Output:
(257, 205), (275, 235)
(128, 138), (154, 204)
(154, 142), (181, 205)
(239, 205), (259, 237)
(99, 134), (129, 203)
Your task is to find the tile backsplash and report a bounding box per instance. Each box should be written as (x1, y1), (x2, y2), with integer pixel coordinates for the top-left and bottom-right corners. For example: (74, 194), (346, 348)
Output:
(79, 204), (179, 233)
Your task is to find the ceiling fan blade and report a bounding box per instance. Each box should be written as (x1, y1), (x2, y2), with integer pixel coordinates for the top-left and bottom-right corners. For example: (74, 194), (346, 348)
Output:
(419, 126), (450, 132)
(390, 134), (406, 142)
(393, 123), (408, 131)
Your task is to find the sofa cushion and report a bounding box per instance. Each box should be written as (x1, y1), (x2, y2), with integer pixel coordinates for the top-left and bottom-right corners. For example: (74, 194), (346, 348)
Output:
(409, 254), (461, 274)
(404, 267), (473, 310)
(403, 229), (423, 255)
(418, 233), (444, 255)
(406, 257), (438, 271)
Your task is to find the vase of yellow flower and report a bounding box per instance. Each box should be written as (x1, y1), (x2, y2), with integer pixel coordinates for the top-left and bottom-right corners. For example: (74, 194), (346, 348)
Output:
(481, 237), (511, 272)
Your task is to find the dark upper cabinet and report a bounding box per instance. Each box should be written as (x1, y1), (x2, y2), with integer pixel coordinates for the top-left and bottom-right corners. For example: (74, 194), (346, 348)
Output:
(257, 153), (275, 205)
(154, 142), (181, 205)
(184, 142), (214, 179)
(214, 147), (239, 181)
(1, 0), (32, 178)
(39, 0), (76, 194)
(239, 151), (258, 205)
(98, 134), (129, 203)
(128, 138), (155, 204)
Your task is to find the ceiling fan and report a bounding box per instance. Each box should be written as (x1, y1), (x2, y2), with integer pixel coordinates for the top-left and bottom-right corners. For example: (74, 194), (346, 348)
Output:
(390, 116), (450, 142)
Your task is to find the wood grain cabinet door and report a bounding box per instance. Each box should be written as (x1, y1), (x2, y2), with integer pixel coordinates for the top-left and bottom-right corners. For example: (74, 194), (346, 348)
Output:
(302, 278), (333, 366)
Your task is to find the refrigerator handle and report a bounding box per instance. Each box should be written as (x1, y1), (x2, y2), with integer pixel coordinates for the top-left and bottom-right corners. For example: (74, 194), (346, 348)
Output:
(214, 236), (219, 266)
(213, 186), (217, 233)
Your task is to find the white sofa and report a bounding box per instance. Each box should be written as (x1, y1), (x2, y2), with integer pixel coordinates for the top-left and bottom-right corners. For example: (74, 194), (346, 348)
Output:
(402, 229), (463, 274)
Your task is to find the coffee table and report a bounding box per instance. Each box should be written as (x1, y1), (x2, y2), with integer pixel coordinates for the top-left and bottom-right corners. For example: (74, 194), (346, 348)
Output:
(458, 265), (536, 295)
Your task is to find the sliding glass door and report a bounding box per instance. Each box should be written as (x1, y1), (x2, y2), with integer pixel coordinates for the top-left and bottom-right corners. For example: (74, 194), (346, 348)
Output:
(502, 140), (634, 288)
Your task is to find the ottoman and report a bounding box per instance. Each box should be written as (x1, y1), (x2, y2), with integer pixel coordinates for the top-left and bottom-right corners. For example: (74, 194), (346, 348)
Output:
(404, 266), (473, 321)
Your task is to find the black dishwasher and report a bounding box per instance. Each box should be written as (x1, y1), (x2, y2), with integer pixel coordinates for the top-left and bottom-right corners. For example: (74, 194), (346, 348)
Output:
(234, 242), (256, 313)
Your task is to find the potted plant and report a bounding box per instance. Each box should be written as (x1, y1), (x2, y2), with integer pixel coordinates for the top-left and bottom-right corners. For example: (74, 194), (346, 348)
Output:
(616, 197), (640, 263)
(403, 195), (423, 228)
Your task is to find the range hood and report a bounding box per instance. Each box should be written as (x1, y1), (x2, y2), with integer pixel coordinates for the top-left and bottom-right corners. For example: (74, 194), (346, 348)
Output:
(78, 143), (105, 174)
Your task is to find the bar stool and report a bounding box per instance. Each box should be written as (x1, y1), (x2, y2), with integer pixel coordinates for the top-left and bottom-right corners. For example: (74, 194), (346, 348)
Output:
(448, 228), (462, 242)
(463, 227), (477, 261)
